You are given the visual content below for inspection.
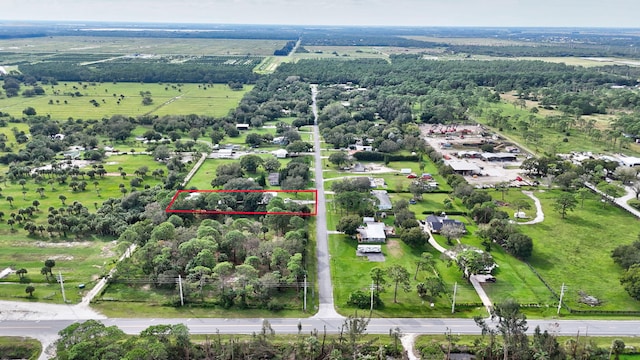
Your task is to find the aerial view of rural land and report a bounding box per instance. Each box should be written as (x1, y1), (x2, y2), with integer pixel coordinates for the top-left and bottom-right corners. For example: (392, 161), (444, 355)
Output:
(2, 0), (640, 359)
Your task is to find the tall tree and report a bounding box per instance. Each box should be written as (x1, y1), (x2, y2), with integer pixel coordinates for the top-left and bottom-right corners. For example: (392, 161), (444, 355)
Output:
(475, 299), (529, 360)
(370, 267), (387, 293)
(553, 193), (577, 219)
(387, 264), (411, 303)
(414, 252), (435, 280)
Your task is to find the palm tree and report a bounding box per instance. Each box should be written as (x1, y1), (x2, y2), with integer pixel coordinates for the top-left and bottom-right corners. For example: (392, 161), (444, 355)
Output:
(58, 195), (66, 206)
(16, 268), (27, 279)
(40, 267), (50, 282)
(6, 196), (13, 208)
(25, 285), (35, 297)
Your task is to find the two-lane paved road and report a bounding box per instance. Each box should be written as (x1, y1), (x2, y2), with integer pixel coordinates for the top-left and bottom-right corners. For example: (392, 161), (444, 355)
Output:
(310, 84), (342, 319)
(2, 318), (640, 337)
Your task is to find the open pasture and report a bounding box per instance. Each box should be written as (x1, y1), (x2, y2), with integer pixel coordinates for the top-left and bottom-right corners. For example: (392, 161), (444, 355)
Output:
(492, 189), (640, 311)
(0, 36), (286, 56)
(0, 82), (252, 119)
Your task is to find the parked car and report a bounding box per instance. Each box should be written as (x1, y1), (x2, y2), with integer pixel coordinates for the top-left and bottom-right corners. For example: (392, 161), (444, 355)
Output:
(409, 199), (417, 205)
(407, 174), (417, 178)
(485, 276), (497, 283)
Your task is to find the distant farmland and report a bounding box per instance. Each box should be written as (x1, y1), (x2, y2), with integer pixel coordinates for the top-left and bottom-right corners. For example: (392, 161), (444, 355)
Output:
(0, 36), (287, 56)
(0, 82), (252, 119)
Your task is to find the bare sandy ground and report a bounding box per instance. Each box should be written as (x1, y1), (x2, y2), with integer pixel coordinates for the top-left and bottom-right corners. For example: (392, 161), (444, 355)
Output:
(0, 300), (105, 321)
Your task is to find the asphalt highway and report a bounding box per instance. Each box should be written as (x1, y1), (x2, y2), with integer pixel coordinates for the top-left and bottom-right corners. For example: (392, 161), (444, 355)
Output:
(3, 318), (640, 338)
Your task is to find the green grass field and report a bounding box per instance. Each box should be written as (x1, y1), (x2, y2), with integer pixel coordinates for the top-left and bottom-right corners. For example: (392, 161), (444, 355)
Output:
(0, 153), (173, 303)
(490, 189), (640, 311)
(0, 232), (120, 303)
(0, 82), (252, 120)
(328, 231), (484, 318)
(0, 336), (41, 360)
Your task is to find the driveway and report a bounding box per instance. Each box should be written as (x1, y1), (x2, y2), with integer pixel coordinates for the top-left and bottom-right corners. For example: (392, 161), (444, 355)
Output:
(518, 190), (545, 225)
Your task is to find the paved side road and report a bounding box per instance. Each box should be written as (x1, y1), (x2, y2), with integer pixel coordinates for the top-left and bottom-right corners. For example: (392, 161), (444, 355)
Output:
(310, 84), (341, 319)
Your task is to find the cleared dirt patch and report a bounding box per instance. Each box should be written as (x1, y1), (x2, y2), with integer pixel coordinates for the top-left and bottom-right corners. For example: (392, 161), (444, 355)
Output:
(32, 241), (91, 248)
(100, 241), (117, 258)
(386, 239), (404, 258)
(45, 254), (74, 261)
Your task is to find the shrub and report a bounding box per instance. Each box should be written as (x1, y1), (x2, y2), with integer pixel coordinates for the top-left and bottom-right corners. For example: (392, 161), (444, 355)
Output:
(266, 299), (284, 311)
(629, 199), (640, 210)
(347, 290), (382, 309)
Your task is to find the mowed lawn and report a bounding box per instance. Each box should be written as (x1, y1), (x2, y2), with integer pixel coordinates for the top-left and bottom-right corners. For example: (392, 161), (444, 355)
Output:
(0, 82), (251, 120)
(498, 189), (640, 311)
(329, 232), (483, 318)
(0, 232), (120, 303)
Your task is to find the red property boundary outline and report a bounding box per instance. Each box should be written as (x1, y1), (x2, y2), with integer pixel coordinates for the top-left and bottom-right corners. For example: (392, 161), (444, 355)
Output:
(165, 189), (318, 216)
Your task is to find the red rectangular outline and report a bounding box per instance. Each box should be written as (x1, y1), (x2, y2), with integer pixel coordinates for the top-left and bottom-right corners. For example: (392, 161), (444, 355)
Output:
(165, 189), (317, 216)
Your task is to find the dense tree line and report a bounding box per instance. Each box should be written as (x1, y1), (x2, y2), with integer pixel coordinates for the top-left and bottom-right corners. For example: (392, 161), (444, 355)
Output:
(274, 40), (297, 56)
(19, 61), (260, 84)
(278, 56), (632, 92)
(54, 315), (406, 360)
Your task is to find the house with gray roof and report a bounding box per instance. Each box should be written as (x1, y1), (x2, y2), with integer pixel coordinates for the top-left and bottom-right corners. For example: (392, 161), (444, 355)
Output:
(371, 190), (392, 211)
(426, 214), (467, 234)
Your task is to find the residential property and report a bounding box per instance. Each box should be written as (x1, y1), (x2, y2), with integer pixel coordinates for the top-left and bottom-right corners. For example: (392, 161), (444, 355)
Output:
(425, 214), (467, 234)
(371, 190), (392, 210)
(268, 173), (280, 186)
(352, 163), (366, 172)
(357, 221), (387, 243)
(354, 144), (373, 152)
(272, 149), (288, 159)
(272, 136), (288, 146)
(218, 149), (233, 158)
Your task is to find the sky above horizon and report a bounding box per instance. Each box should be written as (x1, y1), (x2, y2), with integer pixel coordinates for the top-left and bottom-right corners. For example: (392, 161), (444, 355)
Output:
(2, 0), (639, 28)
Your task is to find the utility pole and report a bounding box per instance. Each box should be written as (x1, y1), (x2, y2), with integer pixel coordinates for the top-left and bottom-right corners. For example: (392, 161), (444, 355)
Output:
(451, 282), (457, 314)
(58, 271), (66, 303)
(370, 280), (375, 312)
(178, 275), (184, 306)
(557, 283), (565, 315)
(303, 275), (307, 312)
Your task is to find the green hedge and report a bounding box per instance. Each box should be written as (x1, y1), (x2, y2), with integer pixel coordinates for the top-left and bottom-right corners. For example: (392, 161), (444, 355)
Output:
(353, 151), (419, 162)
(421, 210), (468, 216)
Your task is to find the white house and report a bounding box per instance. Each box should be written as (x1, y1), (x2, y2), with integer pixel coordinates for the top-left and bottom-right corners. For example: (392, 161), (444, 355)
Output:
(218, 149), (233, 159)
(272, 149), (289, 159)
(357, 222), (386, 243)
